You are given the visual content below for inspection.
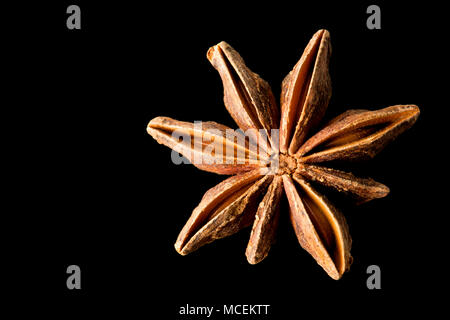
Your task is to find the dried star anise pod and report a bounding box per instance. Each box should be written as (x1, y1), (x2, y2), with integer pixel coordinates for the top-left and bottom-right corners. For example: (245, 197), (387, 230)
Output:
(147, 30), (419, 279)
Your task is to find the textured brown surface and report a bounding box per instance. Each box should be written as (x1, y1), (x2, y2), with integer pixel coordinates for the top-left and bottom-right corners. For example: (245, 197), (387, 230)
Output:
(280, 29), (332, 154)
(246, 176), (283, 264)
(284, 175), (352, 280)
(207, 42), (279, 152)
(148, 116), (268, 174)
(297, 105), (420, 162)
(175, 169), (268, 254)
(296, 164), (389, 203)
(177, 172), (272, 255)
(147, 31), (420, 279)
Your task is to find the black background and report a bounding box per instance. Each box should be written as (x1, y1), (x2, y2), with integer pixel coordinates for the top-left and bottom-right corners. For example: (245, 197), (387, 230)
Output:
(9, 0), (447, 317)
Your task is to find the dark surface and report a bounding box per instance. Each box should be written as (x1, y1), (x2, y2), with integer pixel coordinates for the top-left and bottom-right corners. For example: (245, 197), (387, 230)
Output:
(11, 1), (446, 317)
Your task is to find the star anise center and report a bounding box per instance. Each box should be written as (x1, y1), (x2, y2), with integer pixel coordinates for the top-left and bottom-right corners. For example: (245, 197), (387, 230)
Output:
(274, 153), (300, 176)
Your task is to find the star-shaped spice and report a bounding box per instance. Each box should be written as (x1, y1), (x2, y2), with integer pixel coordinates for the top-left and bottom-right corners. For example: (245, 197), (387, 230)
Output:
(147, 30), (419, 279)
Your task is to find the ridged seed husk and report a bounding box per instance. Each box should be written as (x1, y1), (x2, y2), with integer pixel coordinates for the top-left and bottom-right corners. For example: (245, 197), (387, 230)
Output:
(145, 34), (421, 280)
(175, 168), (272, 255)
(280, 29), (332, 154)
(296, 164), (389, 203)
(207, 41), (279, 152)
(246, 176), (284, 264)
(297, 105), (420, 162)
(283, 175), (352, 280)
(147, 116), (269, 174)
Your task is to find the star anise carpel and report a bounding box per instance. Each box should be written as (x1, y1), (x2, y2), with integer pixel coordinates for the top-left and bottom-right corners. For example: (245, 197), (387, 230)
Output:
(147, 29), (419, 280)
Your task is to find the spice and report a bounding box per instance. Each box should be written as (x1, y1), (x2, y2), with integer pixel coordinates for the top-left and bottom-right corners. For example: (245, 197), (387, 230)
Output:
(147, 30), (419, 279)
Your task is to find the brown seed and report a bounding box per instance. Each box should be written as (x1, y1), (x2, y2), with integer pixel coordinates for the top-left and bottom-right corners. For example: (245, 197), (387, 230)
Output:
(297, 105), (420, 162)
(147, 116), (269, 174)
(207, 41), (279, 152)
(246, 176), (284, 264)
(296, 164), (389, 203)
(280, 29), (332, 154)
(175, 168), (271, 255)
(146, 31), (419, 280)
(283, 175), (352, 280)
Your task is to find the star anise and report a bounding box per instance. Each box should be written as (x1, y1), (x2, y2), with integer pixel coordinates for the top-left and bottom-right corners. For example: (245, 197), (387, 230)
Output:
(147, 30), (419, 279)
